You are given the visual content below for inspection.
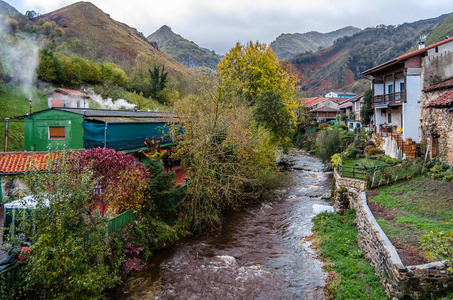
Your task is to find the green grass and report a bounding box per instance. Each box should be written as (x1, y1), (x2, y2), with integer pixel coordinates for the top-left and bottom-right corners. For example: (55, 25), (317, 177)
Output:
(312, 210), (387, 300)
(371, 177), (453, 222)
(0, 85), (48, 151)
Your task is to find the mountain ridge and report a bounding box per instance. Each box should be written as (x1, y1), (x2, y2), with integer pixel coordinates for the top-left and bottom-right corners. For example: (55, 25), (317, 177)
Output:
(39, 2), (193, 76)
(0, 0), (20, 16)
(147, 25), (220, 69)
(271, 26), (361, 59)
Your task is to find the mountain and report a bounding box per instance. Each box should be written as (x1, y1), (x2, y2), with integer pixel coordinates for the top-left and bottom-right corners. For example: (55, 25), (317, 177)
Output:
(39, 2), (192, 76)
(271, 26), (361, 59)
(289, 14), (451, 96)
(148, 25), (220, 69)
(0, 0), (20, 16)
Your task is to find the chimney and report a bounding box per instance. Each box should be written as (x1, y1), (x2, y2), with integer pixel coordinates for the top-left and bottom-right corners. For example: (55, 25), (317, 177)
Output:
(418, 40), (425, 50)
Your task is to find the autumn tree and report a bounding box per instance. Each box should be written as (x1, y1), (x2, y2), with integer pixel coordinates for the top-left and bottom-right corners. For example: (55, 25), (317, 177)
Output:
(173, 80), (279, 231)
(73, 148), (149, 216)
(217, 41), (299, 149)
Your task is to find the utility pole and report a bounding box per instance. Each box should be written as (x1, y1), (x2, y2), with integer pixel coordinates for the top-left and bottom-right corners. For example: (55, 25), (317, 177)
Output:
(4, 118), (9, 152)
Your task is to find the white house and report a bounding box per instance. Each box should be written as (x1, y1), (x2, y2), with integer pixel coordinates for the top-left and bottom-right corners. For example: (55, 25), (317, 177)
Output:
(362, 36), (453, 159)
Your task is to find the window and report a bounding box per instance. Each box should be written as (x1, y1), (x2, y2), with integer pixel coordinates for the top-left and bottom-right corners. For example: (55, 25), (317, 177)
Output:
(49, 126), (65, 139)
(388, 113), (392, 124)
(62, 100), (69, 107)
(388, 84), (393, 94)
(400, 82), (405, 91)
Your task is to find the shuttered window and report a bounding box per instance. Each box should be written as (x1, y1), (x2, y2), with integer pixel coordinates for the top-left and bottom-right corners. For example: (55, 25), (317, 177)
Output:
(49, 126), (65, 139)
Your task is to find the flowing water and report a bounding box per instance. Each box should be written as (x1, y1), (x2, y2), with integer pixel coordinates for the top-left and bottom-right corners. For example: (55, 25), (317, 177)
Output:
(122, 150), (333, 299)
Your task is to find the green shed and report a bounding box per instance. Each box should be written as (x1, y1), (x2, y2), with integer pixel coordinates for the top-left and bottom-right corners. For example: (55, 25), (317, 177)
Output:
(24, 108), (177, 152)
(24, 109), (85, 151)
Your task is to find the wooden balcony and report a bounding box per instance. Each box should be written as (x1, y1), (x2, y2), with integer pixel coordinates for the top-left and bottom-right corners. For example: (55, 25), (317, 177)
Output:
(373, 91), (406, 106)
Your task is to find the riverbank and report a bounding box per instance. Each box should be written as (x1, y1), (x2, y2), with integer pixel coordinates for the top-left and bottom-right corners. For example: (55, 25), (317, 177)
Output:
(115, 151), (333, 299)
(311, 210), (387, 299)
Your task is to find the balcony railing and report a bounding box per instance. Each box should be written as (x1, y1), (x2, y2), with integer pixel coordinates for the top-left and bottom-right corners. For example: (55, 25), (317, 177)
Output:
(373, 91), (406, 106)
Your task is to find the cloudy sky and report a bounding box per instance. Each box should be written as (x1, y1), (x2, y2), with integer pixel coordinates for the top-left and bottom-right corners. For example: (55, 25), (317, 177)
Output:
(10, 0), (453, 54)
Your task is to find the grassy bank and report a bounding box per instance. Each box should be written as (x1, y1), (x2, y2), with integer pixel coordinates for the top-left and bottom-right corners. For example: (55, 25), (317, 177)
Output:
(312, 210), (387, 300)
(367, 177), (453, 265)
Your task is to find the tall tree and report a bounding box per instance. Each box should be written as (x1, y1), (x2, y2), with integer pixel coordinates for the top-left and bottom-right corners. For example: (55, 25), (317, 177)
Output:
(149, 64), (168, 103)
(217, 41), (298, 149)
(360, 89), (373, 126)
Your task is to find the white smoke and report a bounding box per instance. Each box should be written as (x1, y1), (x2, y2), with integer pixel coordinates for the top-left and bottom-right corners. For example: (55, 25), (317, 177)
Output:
(0, 15), (40, 96)
(88, 93), (137, 110)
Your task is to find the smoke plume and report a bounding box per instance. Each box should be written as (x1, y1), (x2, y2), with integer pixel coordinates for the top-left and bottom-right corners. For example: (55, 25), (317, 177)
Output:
(88, 93), (137, 110)
(0, 15), (40, 95)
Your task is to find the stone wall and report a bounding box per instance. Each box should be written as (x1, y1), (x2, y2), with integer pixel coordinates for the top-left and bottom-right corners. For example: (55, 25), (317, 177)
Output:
(334, 177), (453, 299)
(420, 89), (453, 166)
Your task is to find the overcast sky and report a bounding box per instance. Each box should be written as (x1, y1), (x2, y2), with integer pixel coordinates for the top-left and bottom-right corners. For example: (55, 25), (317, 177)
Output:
(9, 0), (453, 54)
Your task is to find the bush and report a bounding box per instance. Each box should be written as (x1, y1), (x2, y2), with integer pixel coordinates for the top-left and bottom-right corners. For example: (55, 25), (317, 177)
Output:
(364, 145), (376, 154)
(348, 149), (360, 159)
(367, 148), (384, 156)
(317, 128), (341, 164)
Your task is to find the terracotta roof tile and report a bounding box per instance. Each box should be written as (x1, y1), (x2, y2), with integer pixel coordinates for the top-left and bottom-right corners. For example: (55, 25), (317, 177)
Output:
(45, 88), (90, 98)
(424, 90), (453, 109)
(423, 78), (453, 92)
(339, 102), (353, 109)
(0, 151), (77, 174)
(301, 97), (331, 107)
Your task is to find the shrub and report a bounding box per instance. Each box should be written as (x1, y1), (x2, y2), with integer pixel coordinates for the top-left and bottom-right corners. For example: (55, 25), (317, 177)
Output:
(348, 149), (360, 159)
(317, 128), (341, 164)
(364, 145), (375, 154)
(367, 148), (384, 156)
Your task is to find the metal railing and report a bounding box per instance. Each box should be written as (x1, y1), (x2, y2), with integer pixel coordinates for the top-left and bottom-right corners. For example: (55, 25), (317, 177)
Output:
(373, 91), (406, 106)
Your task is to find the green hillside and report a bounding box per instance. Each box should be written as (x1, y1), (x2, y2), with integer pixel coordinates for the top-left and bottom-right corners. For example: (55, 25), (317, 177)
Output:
(0, 86), (48, 151)
(290, 13), (451, 96)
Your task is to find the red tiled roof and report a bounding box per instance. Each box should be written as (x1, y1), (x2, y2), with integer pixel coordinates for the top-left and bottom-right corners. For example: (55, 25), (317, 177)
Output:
(301, 97), (331, 107)
(339, 102), (353, 109)
(397, 37), (453, 61)
(0, 151), (73, 174)
(424, 90), (453, 109)
(45, 88), (90, 98)
(363, 37), (453, 75)
(309, 106), (340, 113)
(423, 78), (453, 92)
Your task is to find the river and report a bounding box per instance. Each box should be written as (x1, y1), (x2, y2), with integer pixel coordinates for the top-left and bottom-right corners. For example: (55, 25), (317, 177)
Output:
(121, 150), (333, 300)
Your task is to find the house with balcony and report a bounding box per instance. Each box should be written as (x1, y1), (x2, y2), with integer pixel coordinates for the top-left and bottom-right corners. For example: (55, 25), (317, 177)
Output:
(363, 36), (453, 159)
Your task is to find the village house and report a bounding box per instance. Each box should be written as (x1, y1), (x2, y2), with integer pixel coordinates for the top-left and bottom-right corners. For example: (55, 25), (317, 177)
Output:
(24, 108), (177, 152)
(45, 88), (90, 109)
(419, 38), (453, 165)
(361, 38), (450, 158)
(350, 94), (364, 122)
(308, 106), (340, 123)
(324, 91), (357, 98)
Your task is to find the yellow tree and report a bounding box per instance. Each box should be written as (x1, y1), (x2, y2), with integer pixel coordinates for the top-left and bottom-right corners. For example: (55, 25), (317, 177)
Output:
(217, 41), (299, 149)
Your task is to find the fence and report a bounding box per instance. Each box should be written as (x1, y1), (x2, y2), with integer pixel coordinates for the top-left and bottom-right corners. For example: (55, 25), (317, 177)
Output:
(107, 210), (135, 234)
(0, 262), (23, 295)
(339, 165), (367, 180)
(339, 161), (424, 189)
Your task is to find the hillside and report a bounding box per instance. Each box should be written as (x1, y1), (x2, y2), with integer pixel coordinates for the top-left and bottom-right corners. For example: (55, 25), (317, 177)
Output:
(0, 0), (19, 16)
(271, 26), (361, 59)
(290, 14), (451, 96)
(39, 2), (193, 76)
(148, 25), (220, 69)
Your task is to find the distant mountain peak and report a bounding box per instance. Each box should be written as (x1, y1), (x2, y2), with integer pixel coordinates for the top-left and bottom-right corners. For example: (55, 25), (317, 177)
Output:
(148, 26), (220, 69)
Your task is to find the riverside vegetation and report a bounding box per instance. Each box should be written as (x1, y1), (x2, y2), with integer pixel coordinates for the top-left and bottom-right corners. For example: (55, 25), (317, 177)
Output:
(2, 41), (300, 298)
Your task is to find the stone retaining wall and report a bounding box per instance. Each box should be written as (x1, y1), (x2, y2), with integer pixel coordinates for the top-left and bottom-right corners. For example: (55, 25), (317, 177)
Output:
(334, 177), (453, 299)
